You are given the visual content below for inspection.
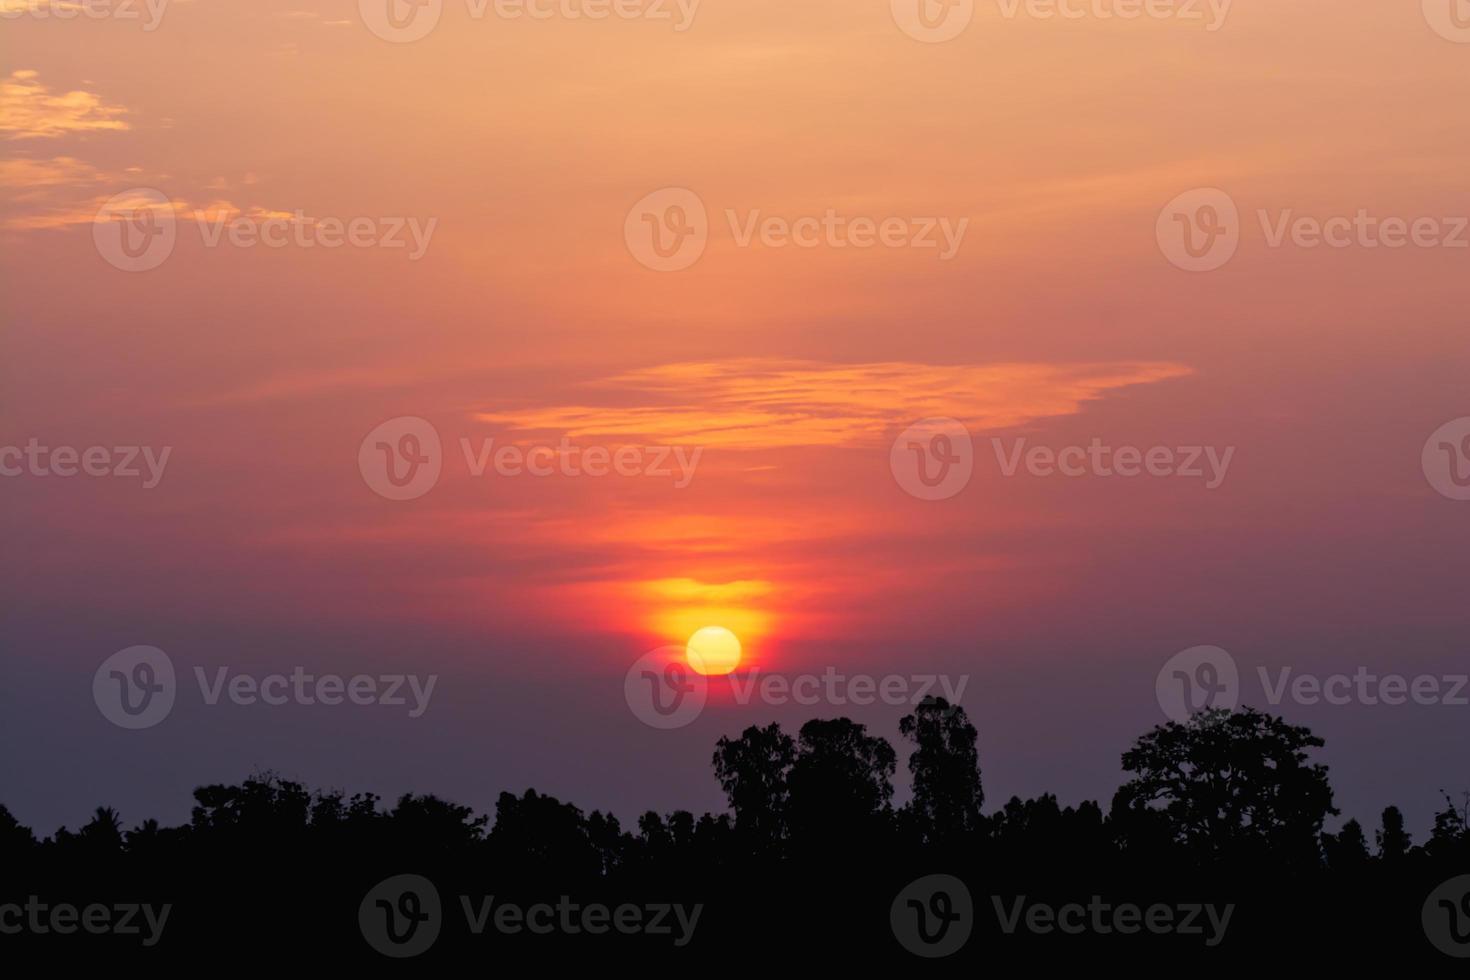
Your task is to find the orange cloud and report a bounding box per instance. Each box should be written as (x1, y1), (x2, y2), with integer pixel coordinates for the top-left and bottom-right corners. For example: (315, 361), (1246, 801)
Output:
(474, 359), (1194, 449)
(0, 70), (129, 140)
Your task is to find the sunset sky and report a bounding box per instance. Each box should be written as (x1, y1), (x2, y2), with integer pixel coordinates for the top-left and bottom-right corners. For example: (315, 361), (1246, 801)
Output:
(3, 1), (1469, 837)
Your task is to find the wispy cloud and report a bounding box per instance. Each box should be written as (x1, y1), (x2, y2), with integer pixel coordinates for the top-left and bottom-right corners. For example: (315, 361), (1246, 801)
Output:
(474, 359), (1194, 448)
(0, 70), (129, 140)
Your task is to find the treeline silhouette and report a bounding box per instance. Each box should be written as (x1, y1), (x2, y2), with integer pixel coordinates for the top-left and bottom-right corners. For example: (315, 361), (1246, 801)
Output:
(3, 701), (1465, 964)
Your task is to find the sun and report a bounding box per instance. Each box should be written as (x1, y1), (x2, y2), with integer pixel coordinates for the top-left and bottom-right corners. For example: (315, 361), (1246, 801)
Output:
(686, 626), (742, 676)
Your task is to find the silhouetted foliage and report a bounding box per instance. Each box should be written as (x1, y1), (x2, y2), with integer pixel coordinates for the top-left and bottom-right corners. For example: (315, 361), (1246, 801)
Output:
(1, 707), (1461, 965)
(899, 696), (984, 845)
(1115, 707), (1337, 869)
(711, 722), (794, 857)
(1377, 804), (1413, 862)
(786, 718), (896, 857)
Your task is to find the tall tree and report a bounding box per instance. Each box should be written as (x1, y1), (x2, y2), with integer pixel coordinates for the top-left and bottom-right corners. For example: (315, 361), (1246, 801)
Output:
(899, 696), (984, 844)
(711, 722), (795, 855)
(1376, 805), (1412, 862)
(1322, 818), (1370, 872)
(786, 718), (896, 850)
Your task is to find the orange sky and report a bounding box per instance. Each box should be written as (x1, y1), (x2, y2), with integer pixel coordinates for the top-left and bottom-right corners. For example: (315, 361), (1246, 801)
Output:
(4, 0), (1470, 833)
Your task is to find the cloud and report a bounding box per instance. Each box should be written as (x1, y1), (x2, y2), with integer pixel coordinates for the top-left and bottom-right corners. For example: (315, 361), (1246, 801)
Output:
(0, 154), (107, 189)
(0, 70), (129, 140)
(473, 358), (1194, 448)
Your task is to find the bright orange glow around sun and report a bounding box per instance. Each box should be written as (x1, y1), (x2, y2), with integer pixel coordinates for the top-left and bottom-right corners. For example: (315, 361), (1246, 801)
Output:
(686, 626), (742, 676)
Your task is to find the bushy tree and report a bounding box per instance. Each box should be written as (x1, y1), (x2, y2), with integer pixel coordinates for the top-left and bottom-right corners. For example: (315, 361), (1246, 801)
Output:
(1115, 707), (1336, 867)
(786, 718), (896, 849)
(712, 722), (795, 855)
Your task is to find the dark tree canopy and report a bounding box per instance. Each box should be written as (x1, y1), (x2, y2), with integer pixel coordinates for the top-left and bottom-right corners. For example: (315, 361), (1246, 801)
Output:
(1115, 706), (1337, 866)
(786, 718), (896, 850)
(899, 696), (984, 844)
(711, 722), (794, 855)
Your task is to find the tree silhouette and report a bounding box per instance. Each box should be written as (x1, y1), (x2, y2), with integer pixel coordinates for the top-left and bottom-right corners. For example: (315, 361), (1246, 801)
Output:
(786, 718), (895, 855)
(712, 722), (795, 857)
(1322, 817), (1370, 872)
(0, 803), (36, 855)
(1115, 706), (1337, 867)
(1, 706), (1460, 963)
(899, 696), (983, 845)
(1376, 804), (1412, 862)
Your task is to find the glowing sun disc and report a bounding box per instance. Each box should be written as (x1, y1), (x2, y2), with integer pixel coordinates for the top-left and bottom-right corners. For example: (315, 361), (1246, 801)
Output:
(686, 626), (741, 675)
